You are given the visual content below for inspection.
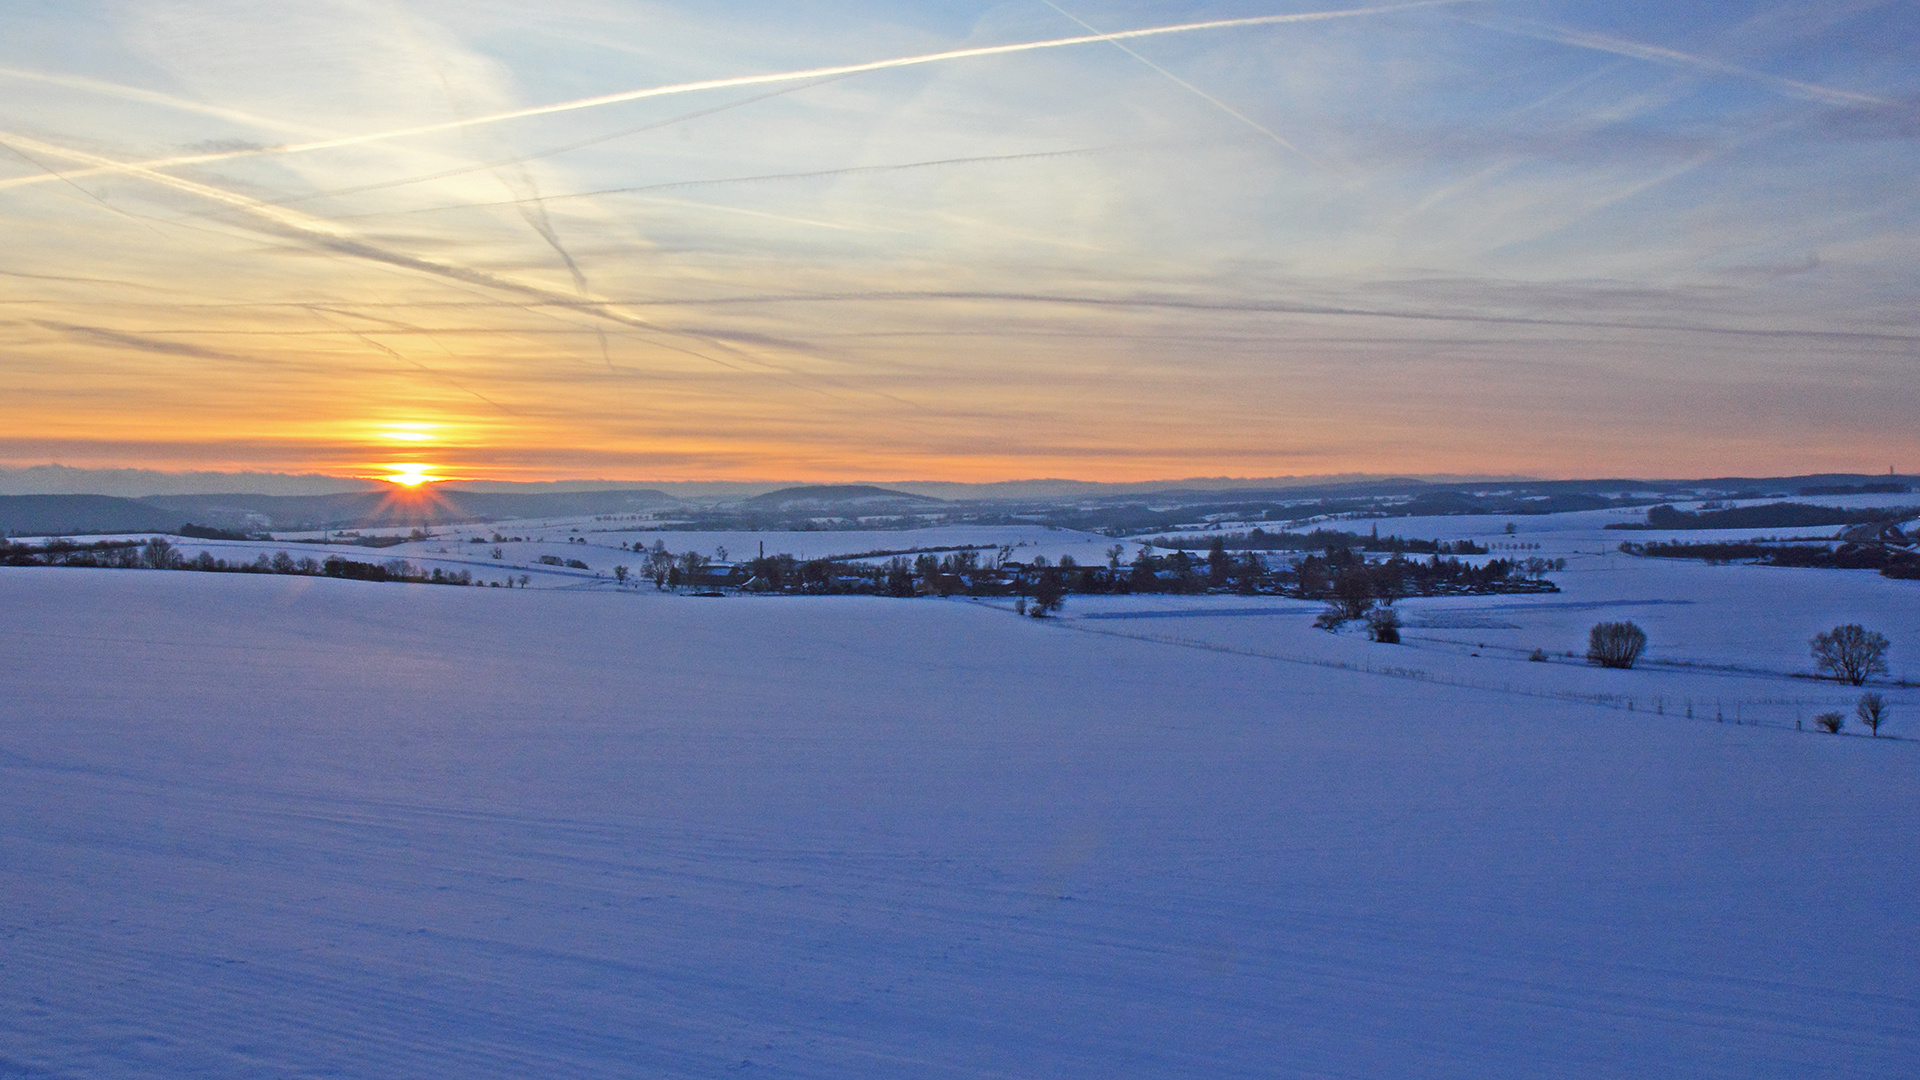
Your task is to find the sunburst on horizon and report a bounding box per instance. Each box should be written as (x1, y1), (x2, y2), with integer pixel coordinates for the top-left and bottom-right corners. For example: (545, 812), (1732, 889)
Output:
(382, 463), (439, 487)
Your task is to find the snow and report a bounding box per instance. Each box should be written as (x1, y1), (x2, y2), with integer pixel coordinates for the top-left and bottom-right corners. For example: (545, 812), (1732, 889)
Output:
(1051, 548), (1919, 726)
(3, 559), (1917, 1078)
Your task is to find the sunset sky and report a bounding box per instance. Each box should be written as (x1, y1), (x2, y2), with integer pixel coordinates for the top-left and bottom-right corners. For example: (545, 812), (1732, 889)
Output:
(2, 0), (1916, 484)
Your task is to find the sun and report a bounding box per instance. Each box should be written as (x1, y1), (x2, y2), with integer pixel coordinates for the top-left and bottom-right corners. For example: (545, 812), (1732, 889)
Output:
(383, 464), (438, 486)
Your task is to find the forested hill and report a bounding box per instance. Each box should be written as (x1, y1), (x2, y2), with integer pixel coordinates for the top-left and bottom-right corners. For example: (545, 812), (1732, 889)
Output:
(1607, 502), (1917, 531)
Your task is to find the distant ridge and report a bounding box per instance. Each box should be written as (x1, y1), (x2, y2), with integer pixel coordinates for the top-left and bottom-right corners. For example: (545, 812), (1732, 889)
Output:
(0, 488), (681, 536)
(0, 494), (176, 536)
(5, 473), (1914, 537)
(740, 484), (943, 509)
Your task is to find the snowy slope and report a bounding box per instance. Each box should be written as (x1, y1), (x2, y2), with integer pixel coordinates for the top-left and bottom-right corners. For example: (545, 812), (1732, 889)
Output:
(2, 568), (1916, 1078)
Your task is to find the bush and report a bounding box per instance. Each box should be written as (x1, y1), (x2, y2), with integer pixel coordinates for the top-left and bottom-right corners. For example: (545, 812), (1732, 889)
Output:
(1528, 648), (1549, 662)
(1856, 692), (1889, 737)
(1810, 624), (1890, 685)
(1365, 604), (1401, 643)
(1313, 604), (1348, 631)
(1587, 621), (1648, 669)
(1815, 711), (1845, 734)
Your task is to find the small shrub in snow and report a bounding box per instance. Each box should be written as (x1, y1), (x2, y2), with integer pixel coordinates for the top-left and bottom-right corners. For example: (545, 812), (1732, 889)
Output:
(1313, 604), (1348, 631)
(1810, 624), (1890, 686)
(1815, 711), (1845, 734)
(1856, 692), (1889, 737)
(1365, 604), (1400, 643)
(1587, 621), (1648, 669)
(1528, 648), (1550, 662)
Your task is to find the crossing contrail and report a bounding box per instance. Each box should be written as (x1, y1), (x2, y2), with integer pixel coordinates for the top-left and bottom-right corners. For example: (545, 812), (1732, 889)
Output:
(0, 0), (1476, 193)
(1039, 0), (1318, 164)
(0, 129), (757, 366)
(0, 131), (956, 410)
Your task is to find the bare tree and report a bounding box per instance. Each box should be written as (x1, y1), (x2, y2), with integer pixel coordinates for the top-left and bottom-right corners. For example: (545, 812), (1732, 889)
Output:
(1330, 565), (1375, 621)
(1810, 625), (1890, 685)
(676, 550), (707, 581)
(141, 536), (179, 570)
(1815, 711), (1845, 734)
(1856, 692), (1889, 737)
(1030, 566), (1066, 617)
(644, 542), (674, 583)
(1587, 621), (1647, 669)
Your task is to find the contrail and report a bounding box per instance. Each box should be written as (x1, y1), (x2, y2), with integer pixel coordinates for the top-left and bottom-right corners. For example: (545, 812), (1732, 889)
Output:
(327, 146), (1115, 220)
(1039, 0), (1317, 164)
(1464, 17), (1892, 108)
(0, 0), (1475, 193)
(259, 78), (843, 211)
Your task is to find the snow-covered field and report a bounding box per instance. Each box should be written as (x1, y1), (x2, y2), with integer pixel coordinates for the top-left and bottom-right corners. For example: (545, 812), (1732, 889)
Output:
(4, 535), (1917, 1076)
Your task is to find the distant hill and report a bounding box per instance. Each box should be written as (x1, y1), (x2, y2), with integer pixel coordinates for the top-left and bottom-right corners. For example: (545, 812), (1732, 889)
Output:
(2, 488), (682, 536)
(0, 495), (177, 537)
(1607, 502), (1919, 531)
(142, 488), (682, 531)
(739, 485), (944, 511)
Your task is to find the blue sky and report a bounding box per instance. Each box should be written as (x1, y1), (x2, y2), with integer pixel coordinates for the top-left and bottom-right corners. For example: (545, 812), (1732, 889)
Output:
(1, 0), (1915, 481)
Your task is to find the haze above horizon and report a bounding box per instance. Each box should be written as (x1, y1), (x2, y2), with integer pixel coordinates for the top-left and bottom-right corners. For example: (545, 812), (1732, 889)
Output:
(3, 0), (1915, 483)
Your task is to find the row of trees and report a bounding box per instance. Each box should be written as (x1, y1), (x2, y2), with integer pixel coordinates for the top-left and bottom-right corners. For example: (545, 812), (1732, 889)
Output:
(1620, 539), (1920, 580)
(1142, 527), (1489, 556)
(1815, 693), (1892, 736)
(1581, 620), (1896, 734)
(664, 541), (1557, 604)
(1581, 621), (1892, 684)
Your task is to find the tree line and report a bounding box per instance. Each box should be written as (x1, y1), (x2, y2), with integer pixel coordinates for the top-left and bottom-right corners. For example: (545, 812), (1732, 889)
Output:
(0, 537), (516, 587)
(625, 536), (1558, 603)
(1140, 527), (1489, 555)
(1619, 539), (1920, 579)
